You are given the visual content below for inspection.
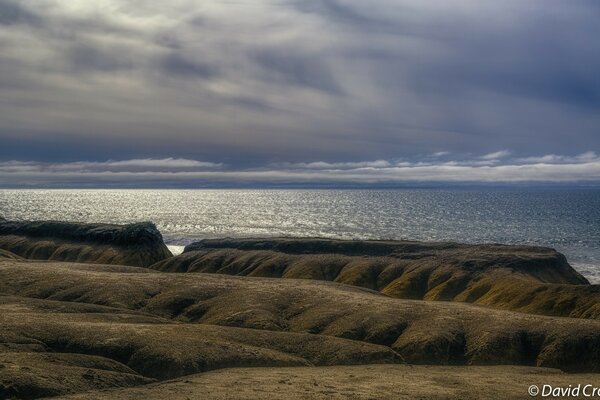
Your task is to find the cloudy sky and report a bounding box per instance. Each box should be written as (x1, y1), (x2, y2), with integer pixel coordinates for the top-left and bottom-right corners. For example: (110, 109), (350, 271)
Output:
(0, 0), (599, 187)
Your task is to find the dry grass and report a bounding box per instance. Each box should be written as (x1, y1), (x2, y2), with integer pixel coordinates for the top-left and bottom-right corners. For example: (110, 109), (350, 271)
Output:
(151, 238), (600, 318)
(0, 220), (172, 267)
(1, 236), (599, 398)
(53, 365), (600, 400)
(0, 249), (22, 260)
(1, 260), (600, 374)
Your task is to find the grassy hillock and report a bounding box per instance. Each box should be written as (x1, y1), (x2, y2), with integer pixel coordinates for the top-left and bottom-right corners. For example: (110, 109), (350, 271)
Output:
(0, 219), (172, 267)
(151, 238), (599, 318)
(1, 230), (599, 399)
(1, 260), (599, 374)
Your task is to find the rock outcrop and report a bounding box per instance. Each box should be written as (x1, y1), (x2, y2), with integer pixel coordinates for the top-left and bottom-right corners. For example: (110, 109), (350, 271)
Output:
(0, 219), (172, 267)
(0, 352), (153, 399)
(150, 238), (599, 318)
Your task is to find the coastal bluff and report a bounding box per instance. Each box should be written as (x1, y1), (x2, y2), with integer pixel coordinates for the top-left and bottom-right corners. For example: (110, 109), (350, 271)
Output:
(151, 238), (600, 319)
(1, 222), (600, 398)
(0, 217), (172, 267)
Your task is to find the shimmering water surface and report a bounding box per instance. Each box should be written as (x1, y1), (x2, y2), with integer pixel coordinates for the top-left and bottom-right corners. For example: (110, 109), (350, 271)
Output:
(1, 189), (599, 283)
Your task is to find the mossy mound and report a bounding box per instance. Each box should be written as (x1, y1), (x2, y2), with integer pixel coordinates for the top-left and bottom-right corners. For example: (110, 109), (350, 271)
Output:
(0, 293), (398, 397)
(0, 352), (153, 400)
(0, 249), (23, 260)
(1, 260), (600, 373)
(151, 238), (598, 318)
(0, 219), (172, 267)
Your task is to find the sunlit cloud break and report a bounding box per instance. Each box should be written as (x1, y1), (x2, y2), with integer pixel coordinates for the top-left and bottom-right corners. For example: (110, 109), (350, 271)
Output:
(479, 150), (511, 160)
(0, 158), (223, 173)
(1, 152), (599, 187)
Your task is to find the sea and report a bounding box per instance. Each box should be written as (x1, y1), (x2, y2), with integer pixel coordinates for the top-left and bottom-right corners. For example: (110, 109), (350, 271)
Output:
(1, 188), (599, 283)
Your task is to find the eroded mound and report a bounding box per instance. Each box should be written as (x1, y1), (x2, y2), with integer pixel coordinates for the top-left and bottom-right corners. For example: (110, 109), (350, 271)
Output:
(0, 293), (398, 399)
(0, 249), (22, 260)
(0, 352), (153, 400)
(150, 238), (599, 318)
(0, 219), (172, 267)
(1, 260), (599, 373)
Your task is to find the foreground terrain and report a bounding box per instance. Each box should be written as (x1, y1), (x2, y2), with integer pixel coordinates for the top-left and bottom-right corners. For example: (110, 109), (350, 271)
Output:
(53, 365), (600, 400)
(152, 238), (600, 319)
(0, 221), (599, 399)
(1, 258), (600, 398)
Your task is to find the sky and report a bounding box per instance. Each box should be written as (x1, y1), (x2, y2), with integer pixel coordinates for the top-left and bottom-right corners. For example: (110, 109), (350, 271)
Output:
(0, 0), (599, 187)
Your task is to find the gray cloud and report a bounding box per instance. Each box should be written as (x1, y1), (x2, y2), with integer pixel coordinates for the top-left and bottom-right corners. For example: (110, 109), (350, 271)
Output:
(274, 160), (392, 170)
(0, 158), (222, 174)
(479, 150), (511, 160)
(160, 53), (218, 79)
(0, 0), (42, 26)
(252, 48), (341, 94)
(515, 152), (598, 164)
(0, 0), (598, 173)
(69, 44), (134, 73)
(1, 152), (600, 187)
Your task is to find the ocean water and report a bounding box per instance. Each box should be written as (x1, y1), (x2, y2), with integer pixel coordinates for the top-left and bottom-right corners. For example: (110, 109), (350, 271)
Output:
(0, 188), (599, 283)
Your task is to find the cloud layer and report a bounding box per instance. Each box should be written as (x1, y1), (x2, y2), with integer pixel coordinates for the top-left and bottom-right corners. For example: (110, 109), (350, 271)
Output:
(0, 0), (599, 169)
(2, 152), (599, 187)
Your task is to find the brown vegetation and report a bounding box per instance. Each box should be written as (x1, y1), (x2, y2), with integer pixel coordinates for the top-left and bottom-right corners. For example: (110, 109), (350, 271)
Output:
(1, 234), (599, 399)
(2, 260), (600, 374)
(151, 238), (600, 318)
(0, 249), (22, 260)
(0, 220), (172, 267)
(52, 365), (600, 400)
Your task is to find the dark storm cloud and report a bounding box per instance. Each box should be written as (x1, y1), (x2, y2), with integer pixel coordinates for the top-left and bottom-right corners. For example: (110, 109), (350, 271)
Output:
(0, 0), (599, 185)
